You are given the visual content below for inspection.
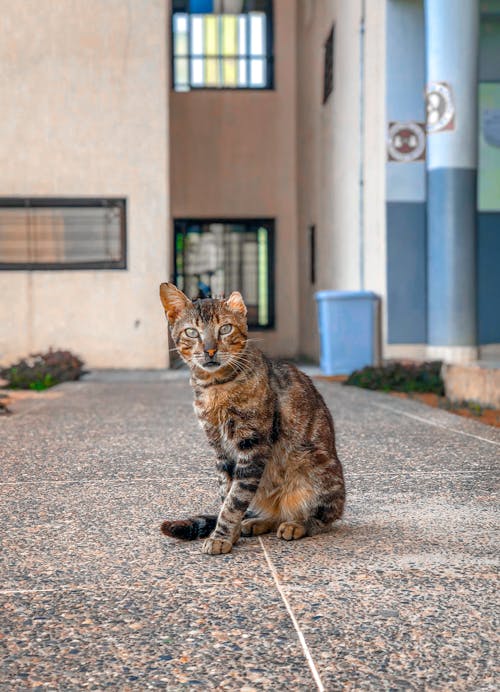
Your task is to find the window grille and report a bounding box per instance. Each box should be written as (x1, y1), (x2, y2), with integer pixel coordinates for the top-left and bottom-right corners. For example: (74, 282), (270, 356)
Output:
(323, 26), (334, 104)
(172, 0), (274, 91)
(174, 219), (274, 328)
(0, 199), (126, 270)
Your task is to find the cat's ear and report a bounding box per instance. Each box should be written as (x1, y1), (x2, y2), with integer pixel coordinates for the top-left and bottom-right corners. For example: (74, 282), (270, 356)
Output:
(159, 283), (192, 324)
(226, 291), (247, 317)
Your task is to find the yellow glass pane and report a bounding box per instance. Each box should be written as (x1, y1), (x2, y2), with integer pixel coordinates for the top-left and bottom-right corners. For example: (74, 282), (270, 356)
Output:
(204, 15), (219, 85)
(204, 15), (218, 55)
(222, 15), (237, 54)
(222, 15), (237, 86)
(205, 58), (219, 86)
(223, 58), (237, 87)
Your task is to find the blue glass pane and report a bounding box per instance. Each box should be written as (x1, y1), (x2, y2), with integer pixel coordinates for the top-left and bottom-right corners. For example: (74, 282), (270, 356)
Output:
(190, 0), (213, 12)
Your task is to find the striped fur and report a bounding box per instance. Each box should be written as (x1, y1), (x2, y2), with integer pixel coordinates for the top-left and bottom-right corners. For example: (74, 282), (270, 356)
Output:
(159, 283), (345, 555)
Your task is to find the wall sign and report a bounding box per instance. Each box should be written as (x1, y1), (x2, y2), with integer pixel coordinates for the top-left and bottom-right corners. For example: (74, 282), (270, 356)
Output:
(426, 81), (455, 133)
(387, 121), (426, 162)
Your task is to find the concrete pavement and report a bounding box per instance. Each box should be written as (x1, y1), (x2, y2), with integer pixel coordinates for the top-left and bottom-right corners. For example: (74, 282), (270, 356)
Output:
(1, 371), (498, 690)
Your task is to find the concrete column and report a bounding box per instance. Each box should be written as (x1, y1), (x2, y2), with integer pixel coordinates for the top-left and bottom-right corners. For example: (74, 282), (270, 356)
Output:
(425, 0), (479, 364)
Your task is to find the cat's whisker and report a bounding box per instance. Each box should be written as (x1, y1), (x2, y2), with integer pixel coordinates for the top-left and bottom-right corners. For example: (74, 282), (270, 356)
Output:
(233, 355), (256, 370)
(227, 356), (252, 378)
(232, 351), (255, 368)
(225, 355), (246, 375)
(232, 362), (253, 376)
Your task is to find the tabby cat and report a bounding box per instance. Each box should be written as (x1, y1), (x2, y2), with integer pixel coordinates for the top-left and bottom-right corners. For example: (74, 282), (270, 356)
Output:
(159, 283), (345, 555)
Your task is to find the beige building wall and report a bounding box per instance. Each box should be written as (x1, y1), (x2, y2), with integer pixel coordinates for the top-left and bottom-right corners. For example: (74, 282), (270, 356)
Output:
(297, 0), (387, 361)
(170, 1), (298, 358)
(0, 0), (170, 369)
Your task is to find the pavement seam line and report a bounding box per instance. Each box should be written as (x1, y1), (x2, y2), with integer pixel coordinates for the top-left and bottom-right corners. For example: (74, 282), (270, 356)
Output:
(258, 537), (325, 692)
(2, 469), (496, 487)
(0, 584), (147, 595)
(371, 402), (500, 446)
(0, 476), (200, 486)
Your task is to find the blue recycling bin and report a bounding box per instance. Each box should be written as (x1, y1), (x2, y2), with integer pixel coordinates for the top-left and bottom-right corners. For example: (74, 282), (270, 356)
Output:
(315, 290), (379, 375)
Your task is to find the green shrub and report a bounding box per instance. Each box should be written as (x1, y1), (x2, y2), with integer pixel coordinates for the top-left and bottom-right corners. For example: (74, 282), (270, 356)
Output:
(1, 349), (85, 390)
(344, 361), (444, 395)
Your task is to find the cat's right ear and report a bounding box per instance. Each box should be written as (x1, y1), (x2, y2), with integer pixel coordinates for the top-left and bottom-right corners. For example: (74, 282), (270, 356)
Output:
(159, 283), (191, 325)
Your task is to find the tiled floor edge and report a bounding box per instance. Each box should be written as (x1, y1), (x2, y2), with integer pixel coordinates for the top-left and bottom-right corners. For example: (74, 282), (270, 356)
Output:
(370, 400), (500, 446)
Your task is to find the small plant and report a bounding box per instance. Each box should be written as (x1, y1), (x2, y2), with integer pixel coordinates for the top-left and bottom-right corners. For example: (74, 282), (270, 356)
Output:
(0, 349), (85, 390)
(463, 400), (484, 417)
(344, 360), (444, 395)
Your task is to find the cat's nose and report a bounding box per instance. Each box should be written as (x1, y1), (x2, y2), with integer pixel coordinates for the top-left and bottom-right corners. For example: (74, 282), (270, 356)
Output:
(205, 347), (217, 358)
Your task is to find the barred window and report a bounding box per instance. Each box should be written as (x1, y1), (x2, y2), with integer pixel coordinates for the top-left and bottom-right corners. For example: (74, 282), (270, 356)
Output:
(174, 219), (274, 328)
(309, 224), (316, 285)
(0, 199), (126, 270)
(172, 0), (274, 91)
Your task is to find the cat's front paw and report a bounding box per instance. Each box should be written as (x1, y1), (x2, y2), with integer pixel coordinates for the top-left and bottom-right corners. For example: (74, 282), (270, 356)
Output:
(277, 521), (307, 541)
(202, 536), (233, 555)
(241, 518), (275, 536)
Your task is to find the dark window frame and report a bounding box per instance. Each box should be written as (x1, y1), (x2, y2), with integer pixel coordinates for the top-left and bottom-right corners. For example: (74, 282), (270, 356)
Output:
(323, 25), (334, 104)
(171, 0), (275, 92)
(173, 217), (275, 330)
(0, 198), (127, 271)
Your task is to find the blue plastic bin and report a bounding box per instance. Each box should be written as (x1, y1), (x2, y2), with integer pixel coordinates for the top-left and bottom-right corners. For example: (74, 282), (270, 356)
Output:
(315, 291), (379, 375)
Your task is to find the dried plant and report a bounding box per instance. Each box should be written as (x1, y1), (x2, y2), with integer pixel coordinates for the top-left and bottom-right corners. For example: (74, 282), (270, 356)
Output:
(1, 349), (85, 390)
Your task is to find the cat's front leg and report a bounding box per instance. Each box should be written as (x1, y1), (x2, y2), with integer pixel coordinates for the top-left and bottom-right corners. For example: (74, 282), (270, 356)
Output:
(215, 456), (235, 502)
(202, 447), (268, 555)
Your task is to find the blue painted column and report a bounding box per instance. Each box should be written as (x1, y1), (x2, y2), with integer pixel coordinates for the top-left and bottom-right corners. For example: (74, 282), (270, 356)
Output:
(425, 0), (479, 363)
(386, 0), (427, 349)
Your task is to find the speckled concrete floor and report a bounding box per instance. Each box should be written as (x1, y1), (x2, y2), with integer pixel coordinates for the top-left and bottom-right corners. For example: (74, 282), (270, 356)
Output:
(1, 372), (498, 690)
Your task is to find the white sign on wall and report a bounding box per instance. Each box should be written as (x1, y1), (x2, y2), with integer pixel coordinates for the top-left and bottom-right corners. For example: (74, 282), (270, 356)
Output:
(426, 82), (455, 133)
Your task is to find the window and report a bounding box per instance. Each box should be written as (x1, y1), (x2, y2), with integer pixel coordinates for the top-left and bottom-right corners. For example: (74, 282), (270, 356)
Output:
(309, 224), (316, 284)
(0, 199), (126, 270)
(172, 0), (274, 91)
(478, 82), (500, 212)
(174, 219), (274, 328)
(323, 25), (334, 104)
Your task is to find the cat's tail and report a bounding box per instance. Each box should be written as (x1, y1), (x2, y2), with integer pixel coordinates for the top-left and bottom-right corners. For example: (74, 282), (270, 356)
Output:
(160, 514), (217, 540)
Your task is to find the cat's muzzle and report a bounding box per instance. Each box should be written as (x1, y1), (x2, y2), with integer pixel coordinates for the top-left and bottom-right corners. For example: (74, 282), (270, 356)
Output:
(202, 359), (221, 369)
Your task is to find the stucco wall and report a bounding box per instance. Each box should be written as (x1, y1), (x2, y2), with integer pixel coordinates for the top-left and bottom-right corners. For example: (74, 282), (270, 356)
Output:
(0, 0), (170, 368)
(296, 0), (386, 362)
(169, 1), (298, 358)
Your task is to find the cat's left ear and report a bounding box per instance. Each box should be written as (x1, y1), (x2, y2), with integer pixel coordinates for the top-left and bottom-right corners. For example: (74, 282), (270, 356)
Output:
(226, 291), (247, 317)
(159, 282), (192, 324)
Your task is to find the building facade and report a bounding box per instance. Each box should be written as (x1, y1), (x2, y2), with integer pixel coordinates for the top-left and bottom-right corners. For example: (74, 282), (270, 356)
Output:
(0, 0), (498, 369)
(0, 0), (170, 368)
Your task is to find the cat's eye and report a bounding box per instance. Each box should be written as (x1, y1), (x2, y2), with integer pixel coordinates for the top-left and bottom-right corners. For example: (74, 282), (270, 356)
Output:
(219, 324), (233, 335)
(185, 327), (199, 339)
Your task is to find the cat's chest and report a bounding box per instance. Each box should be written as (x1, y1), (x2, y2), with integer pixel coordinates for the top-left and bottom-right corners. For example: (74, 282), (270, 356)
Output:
(193, 395), (236, 453)
(193, 383), (258, 446)
(194, 386), (234, 425)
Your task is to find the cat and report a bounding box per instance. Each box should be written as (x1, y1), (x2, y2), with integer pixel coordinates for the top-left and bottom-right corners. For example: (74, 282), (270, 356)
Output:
(159, 282), (345, 555)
